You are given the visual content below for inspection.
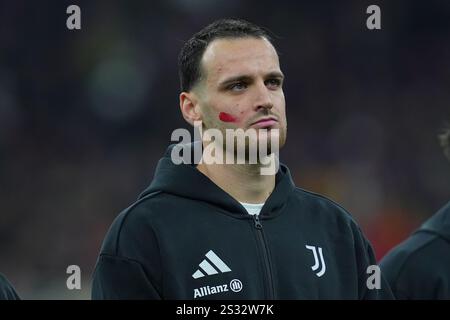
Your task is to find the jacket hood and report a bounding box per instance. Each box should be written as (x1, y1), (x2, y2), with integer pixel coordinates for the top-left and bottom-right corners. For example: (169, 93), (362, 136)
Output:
(139, 142), (295, 218)
(416, 200), (450, 241)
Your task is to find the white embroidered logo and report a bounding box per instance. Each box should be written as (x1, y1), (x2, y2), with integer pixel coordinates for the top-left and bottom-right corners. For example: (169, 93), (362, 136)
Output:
(305, 245), (326, 277)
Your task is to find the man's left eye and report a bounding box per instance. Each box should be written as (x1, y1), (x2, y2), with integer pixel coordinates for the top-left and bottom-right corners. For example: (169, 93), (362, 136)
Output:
(266, 79), (281, 88)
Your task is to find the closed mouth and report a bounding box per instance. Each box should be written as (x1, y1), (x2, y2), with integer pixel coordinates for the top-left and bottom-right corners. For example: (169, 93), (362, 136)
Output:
(251, 117), (278, 125)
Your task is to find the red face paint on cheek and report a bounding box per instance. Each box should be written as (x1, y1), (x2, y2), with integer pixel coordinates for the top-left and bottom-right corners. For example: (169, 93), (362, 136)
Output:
(219, 112), (237, 123)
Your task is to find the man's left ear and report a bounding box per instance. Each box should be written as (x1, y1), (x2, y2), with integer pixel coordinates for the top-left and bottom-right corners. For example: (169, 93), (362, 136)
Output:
(179, 91), (202, 126)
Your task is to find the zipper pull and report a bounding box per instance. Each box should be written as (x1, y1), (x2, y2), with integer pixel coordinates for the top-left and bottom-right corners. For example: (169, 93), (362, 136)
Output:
(253, 214), (262, 229)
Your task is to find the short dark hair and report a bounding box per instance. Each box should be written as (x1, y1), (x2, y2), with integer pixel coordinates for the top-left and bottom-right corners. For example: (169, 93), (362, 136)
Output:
(178, 18), (275, 92)
(439, 126), (450, 161)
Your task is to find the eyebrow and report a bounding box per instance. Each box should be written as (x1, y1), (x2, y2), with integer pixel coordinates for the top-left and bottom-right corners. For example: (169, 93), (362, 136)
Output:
(218, 71), (285, 87)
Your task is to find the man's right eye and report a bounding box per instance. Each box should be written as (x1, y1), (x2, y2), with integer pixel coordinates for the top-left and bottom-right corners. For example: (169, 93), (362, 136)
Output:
(228, 82), (247, 91)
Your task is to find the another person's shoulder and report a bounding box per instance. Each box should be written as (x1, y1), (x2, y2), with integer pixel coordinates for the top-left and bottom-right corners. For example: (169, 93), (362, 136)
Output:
(380, 231), (437, 275)
(380, 232), (448, 299)
(0, 273), (20, 300)
(380, 201), (450, 299)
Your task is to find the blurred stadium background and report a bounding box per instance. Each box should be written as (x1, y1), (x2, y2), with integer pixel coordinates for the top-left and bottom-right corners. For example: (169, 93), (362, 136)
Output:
(1, 0), (450, 299)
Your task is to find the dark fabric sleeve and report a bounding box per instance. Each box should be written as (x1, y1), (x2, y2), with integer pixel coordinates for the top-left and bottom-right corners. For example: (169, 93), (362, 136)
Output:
(91, 254), (162, 300)
(0, 274), (21, 300)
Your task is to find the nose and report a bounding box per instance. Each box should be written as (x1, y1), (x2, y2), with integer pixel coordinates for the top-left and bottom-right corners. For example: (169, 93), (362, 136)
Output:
(253, 81), (273, 112)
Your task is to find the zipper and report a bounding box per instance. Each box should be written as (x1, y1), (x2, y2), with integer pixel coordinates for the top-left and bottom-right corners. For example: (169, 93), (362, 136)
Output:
(252, 214), (275, 299)
(254, 214), (262, 229)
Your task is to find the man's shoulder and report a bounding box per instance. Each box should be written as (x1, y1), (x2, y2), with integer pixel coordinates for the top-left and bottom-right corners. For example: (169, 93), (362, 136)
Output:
(291, 187), (356, 223)
(384, 228), (449, 267)
(381, 201), (450, 275)
(110, 190), (185, 226)
(98, 191), (173, 256)
(380, 231), (450, 298)
(380, 231), (441, 280)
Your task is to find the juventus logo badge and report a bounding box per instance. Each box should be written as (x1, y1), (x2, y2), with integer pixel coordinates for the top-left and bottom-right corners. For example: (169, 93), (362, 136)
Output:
(305, 245), (326, 277)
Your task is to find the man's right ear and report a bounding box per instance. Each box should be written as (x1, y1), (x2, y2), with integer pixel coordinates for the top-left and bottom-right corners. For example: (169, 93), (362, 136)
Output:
(179, 92), (202, 126)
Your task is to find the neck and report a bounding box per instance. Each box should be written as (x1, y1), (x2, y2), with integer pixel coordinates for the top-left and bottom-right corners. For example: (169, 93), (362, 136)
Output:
(196, 157), (275, 204)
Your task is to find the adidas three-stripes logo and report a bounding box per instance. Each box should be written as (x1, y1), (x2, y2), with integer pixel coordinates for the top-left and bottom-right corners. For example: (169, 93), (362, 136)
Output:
(192, 250), (231, 279)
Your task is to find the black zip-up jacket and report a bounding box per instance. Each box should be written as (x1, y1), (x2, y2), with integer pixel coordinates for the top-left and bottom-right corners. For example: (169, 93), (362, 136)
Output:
(0, 273), (20, 300)
(92, 144), (393, 299)
(380, 201), (450, 299)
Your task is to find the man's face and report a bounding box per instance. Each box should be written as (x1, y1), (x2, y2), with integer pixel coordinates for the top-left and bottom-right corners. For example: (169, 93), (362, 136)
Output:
(193, 37), (287, 152)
